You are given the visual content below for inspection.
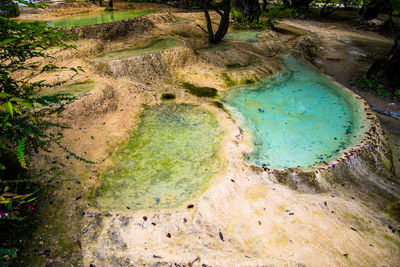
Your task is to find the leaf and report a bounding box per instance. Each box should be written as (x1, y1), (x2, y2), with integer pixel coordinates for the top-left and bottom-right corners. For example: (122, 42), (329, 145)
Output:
(5, 102), (13, 117)
(9, 97), (26, 102)
(4, 186), (9, 192)
(0, 92), (11, 98)
(17, 138), (27, 169)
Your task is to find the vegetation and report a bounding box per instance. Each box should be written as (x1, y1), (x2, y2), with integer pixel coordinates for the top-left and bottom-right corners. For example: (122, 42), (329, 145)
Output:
(0, 1), (85, 263)
(182, 82), (218, 97)
(357, 74), (400, 98)
(161, 93), (176, 100)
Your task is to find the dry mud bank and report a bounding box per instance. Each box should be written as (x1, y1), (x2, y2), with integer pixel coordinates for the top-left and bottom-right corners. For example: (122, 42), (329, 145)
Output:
(19, 9), (400, 266)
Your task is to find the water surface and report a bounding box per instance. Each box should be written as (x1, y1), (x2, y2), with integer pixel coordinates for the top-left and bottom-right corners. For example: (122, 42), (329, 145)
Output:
(225, 31), (263, 42)
(96, 38), (181, 60)
(224, 54), (368, 169)
(45, 10), (157, 27)
(95, 104), (223, 211)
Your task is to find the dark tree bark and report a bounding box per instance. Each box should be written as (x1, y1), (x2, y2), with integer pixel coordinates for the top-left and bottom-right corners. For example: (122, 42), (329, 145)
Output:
(282, 0), (291, 8)
(234, 0), (261, 23)
(360, 0), (378, 20)
(202, 0), (231, 44)
(262, 0), (268, 11)
(108, 0), (113, 9)
(367, 33), (400, 92)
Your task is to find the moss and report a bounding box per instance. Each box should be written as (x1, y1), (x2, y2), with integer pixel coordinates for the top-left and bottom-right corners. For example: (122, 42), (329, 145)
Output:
(172, 31), (191, 38)
(182, 82), (218, 98)
(221, 73), (237, 87)
(161, 93), (176, 100)
(212, 101), (224, 109)
(225, 62), (242, 69)
(94, 104), (223, 211)
(244, 79), (255, 84)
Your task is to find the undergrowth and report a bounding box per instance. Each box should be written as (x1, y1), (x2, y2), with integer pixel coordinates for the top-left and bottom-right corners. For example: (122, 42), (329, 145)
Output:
(182, 82), (218, 98)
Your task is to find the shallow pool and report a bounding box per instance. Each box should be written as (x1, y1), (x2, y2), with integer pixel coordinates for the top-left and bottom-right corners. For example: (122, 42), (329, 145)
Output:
(45, 10), (158, 27)
(95, 104), (223, 211)
(96, 38), (181, 60)
(224, 54), (368, 169)
(225, 30), (263, 42)
(36, 80), (95, 97)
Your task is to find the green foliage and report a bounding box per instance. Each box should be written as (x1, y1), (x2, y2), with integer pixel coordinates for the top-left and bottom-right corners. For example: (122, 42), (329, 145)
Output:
(356, 74), (383, 91)
(263, 4), (297, 20)
(161, 93), (176, 100)
(0, 247), (18, 267)
(356, 74), (400, 99)
(232, 7), (272, 29)
(0, 1), (90, 249)
(182, 82), (218, 97)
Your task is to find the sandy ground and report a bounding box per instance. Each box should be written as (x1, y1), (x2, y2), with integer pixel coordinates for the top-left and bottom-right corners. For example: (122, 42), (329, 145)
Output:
(13, 4), (400, 266)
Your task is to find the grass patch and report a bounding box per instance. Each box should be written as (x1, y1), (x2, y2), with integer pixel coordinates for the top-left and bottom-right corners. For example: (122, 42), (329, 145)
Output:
(161, 93), (176, 100)
(225, 62), (242, 69)
(182, 82), (218, 98)
(221, 73), (237, 87)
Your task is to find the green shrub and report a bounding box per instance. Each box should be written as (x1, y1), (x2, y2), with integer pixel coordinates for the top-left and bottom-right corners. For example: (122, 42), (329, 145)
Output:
(182, 82), (218, 98)
(232, 7), (272, 29)
(161, 93), (176, 100)
(356, 74), (400, 99)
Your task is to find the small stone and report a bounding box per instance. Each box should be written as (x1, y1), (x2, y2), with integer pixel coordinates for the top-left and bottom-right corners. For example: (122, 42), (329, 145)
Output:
(187, 204), (194, 209)
(151, 222), (156, 226)
(167, 233), (171, 238)
(143, 216), (148, 221)
(219, 232), (224, 241)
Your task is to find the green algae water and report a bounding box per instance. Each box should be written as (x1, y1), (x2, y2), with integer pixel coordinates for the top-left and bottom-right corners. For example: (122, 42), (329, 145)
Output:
(225, 31), (263, 42)
(36, 81), (95, 97)
(45, 10), (158, 27)
(95, 104), (223, 211)
(224, 54), (368, 169)
(96, 38), (181, 60)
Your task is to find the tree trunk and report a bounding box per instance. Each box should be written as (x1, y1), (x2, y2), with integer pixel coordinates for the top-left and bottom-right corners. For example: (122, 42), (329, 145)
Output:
(202, 0), (231, 44)
(360, 0), (378, 20)
(108, 0), (113, 9)
(382, 34), (400, 90)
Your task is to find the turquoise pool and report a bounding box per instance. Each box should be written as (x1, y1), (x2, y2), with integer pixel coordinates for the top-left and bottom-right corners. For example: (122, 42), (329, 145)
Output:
(224, 54), (368, 169)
